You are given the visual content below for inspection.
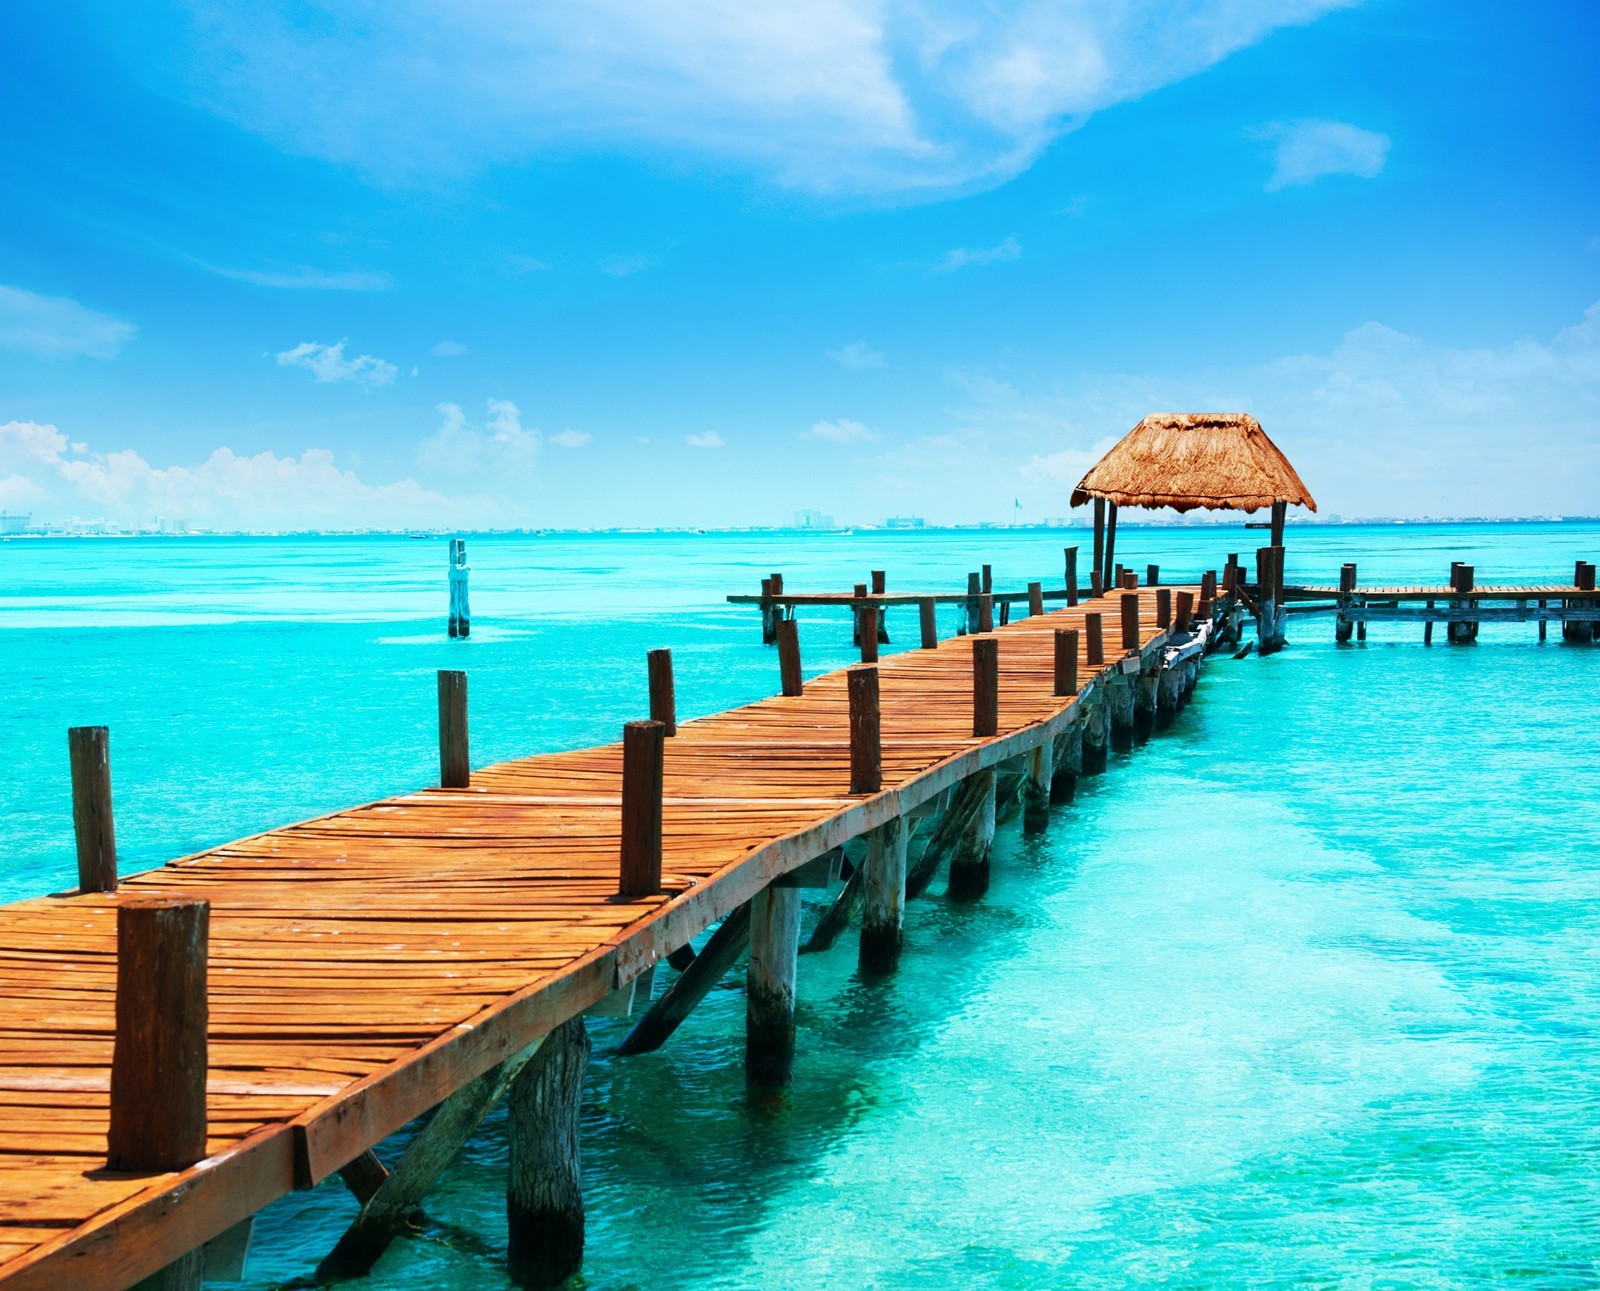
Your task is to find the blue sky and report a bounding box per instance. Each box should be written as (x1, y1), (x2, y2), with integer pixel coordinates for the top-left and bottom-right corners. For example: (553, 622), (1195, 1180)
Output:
(1, 0), (1597, 529)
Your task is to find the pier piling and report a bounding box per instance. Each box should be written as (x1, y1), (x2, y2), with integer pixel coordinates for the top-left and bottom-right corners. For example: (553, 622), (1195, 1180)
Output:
(859, 604), (880, 663)
(859, 817), (907, 974)
(747, 884), (801, 1086)
(777, 619), (803, 696)
(947, 769), (996, 899)
(647, 649), (676, 735)
(507, 1017), (589, 1290)
(1022, 740), (1052, 835)
(1448, 564), (1477, 645)
(67, 725), (116, 893)
(619, 721), (665, 897)
(918, 596), (938, 649)
(437, 670), (470, 789)
(447, 538), (471, 639)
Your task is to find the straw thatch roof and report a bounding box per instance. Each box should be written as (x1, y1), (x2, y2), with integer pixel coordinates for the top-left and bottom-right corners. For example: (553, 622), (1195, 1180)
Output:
(1070, 413), (1315, 514)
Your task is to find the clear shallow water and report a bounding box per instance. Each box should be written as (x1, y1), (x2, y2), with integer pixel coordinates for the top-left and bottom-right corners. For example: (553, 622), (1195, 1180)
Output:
(2, 523), (1598, 1288)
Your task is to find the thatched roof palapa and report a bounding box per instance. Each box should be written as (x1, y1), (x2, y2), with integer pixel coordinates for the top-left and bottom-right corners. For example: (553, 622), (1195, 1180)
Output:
(1070, 413), (1315, 514)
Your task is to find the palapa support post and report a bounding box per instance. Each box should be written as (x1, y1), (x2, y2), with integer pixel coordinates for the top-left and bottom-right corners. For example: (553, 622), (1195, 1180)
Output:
(437, 670), (470, 789)
(918, 596), (938, 649)
(68, 725), (116, 893)
(1255, 546), (1283, 654)
(848, 665), (881, 795)
(1103, 502), (1118, 591)
(1022, 739), (1052, 835)
(1085, 612), (1104, 666)
(1336, 563), (1357, 643)
(972, 637), (999, 738)
(108, 897), (210, 1291)
(1120, 592), (1140, 653)
(1027, 581), (1044, 617)
(447, 538), (471, 639)
(1053, 628), (1079, 696)
(858, 603), (880, 664)
(747, 883), (801, 1087)
(870, 570), (890, 642)
(1092, 499), (1106, 595)
(777, 618), (803, 696)
(507, 1017), (589, 1290)
(619, 720), (665, 897)
(947, 769), (996, 899)
(965, 572), (981, 635)
(859, 815), (906, 974)
(647, 649), (676, 736)
(1155, 588), (1172, 629)
(1448, 563), (1476, 645)
(1065, 545), (1080, 606)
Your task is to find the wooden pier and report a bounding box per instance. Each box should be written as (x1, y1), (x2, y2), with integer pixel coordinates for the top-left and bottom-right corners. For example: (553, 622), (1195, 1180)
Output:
(0, 579), (1213, 1290)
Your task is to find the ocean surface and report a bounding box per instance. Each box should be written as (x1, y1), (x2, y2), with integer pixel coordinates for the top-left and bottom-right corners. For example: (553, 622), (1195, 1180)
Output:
(3, 522), (1598, 1288)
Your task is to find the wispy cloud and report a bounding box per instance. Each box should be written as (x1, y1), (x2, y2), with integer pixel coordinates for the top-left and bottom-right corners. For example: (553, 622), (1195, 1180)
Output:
(1254, 119), (1391, 191)
(826, 341), (885, 369)
(198, 261), (392, 291)
(0, 285), (135, 359)
(431, 339), (468, 357)
(804, 417), (877, 443)
(275, 340), (398, 387)
(685, 431), (725, 448)
(416, 399), (541, 483)
(599, 253), (658, 278)
(159, 1), (1356, 196)
(550, 428), (591, 447)
(937, 236), (1021, 272)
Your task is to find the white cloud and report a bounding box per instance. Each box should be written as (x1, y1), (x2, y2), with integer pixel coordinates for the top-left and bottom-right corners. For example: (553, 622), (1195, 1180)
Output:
(416, 399), (541, 483)
(196, 261), (392, 291)
(827, 341), (886, 369)
(158, 1), (1356, 196)
(275, 340), (398, 387)
(937, 236), (1021, 272)
(1256, 119), (1390, 191)
(431, 339), (468, 357)
(0, 285), (135, 359)
(598, 253), (658, 277)
(805, 417), (878, 443)
(685, 431), (725, 448)
(550, 428), (591, 447)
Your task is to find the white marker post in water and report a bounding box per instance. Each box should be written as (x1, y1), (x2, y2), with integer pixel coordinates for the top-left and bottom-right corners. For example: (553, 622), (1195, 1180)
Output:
(448, 538), (471, 639)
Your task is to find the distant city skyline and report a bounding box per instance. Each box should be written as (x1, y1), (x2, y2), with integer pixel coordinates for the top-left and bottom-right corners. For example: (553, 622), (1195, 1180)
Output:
(2, 1), (1597, 532)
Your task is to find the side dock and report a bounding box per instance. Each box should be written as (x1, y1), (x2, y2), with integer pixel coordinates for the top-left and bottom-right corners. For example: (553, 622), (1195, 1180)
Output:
(0, 580), (1214, 1290)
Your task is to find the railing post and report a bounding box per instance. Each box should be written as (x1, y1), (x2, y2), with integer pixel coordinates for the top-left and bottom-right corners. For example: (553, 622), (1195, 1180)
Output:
(760, 577), (779, 645)
(918, 596), (938, 649)
(869, 570), (889, 642)
(965, 572), (981, 635)
(972, 637), (999, 738)
(1027, 581), (1044, 617)
(852, 582), (868, 647)
(437, 670), (469, 789)
(1146, 564), (1159, 587)
(1120, 592), (1140, 653)
(977, 593), (994, 635)
(1448, 563), (1476, 645)
(1053, 628), (1079, 697)
(859, 603), (880, 664)
(1085, 612), (1104, 666)
(1064, 546), (1079, 606)
(619, 720), (665, 897)
(1174, 591), (1195, 633)
(777, 618), (803, 696)
(647, 649), (676, 736)
(68, 726), (117, 893)
(847, 665), (881, 795)
(1155, 588), (1171, 629)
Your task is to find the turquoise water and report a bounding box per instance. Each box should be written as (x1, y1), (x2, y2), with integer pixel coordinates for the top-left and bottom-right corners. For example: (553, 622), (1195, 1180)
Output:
(3, 523), (1598, 1287)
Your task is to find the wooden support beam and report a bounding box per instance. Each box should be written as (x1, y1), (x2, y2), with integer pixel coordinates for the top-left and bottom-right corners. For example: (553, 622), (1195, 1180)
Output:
(507, 1018), (589, 1290)
(437, 670), (470, 789)
(803, 866), (862, 953)
(848, 664), (881, 794)
(1022, 740), (1052, 836)
(919, 596), (938, 649)
(338, 1150), (390, 1207)
(972, 637), (999, 738)
(110, 898), (210, 1291)
(747, 885), (801, 1087)
(647, 649), (676, 736)
(619, 720), (665, 897)
(1053, 628), (1079, 696)
(68, 725), (117, 893)
(617, 904), (752, 1053)
(1064, 545), (1079, 606)
(947, 769), (996, 899)
(904, 773), (989, 900)
(319, 1037), (549, 1281)
(859, 816), (907, 974)
(777, 618), (803, 696)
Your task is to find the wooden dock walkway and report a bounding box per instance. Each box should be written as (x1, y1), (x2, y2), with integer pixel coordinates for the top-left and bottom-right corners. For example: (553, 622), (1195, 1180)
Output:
(0, 583), (1202, 1290)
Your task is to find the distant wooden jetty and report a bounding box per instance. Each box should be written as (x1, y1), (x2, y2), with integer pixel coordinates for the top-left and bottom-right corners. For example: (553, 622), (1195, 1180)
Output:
(0, 574), (1212, 1290)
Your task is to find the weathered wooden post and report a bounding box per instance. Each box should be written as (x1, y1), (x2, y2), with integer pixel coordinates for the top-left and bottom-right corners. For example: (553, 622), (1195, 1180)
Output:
(918, 597), (938, 649)
(1065, 545), (1080, 606)
(1027, 582), (1044, 617)
(619, 720), (665, 897)
(747, 882), (801, 1086)
(1081, 692), (1108, 773)
(1120, 591), (1140, 653)
(1155, 588), (1172, 629)
(777, 618), (803, 696)
(447, 538), (471, 639)
(982, 564), (993, 595)
(851, 582), (868, 646)
(507, 1016), (589, 1289)
(759, 577), (777, 645)
(1085, 611), (1104, 666)
(1270, 499), (1287, 548)
(1448, 563), (1476, 645)
(972, 637), (999, 738)
(859, 603), (880, 664)
(1091, 499), (1106, 596)
(647, 649), (676, 736)
(965, 572), (981, 634)
(1337, 563), (1356, 643)
(947, 769), (995, 899)
(1054, 628), (1079, 696)
(870, 570), (890, 642)
(977, 593), (994, 634)
(1022, 739), (1052, 835)
(1107, 672), (1135, 750)
(848, 665), (881, 795)
(438, 670), (470, 789)
(1147, 564), (1160, 587)
(1255, 546), (1281, 654)
(1174, 591), (1195, 633)
(1103, 502), (1118, 591)
(68, 726), (117, 893)
(107, 894), (211, 1289)
(859, 815), (906, 973)
(1564, 561), (1596, 643)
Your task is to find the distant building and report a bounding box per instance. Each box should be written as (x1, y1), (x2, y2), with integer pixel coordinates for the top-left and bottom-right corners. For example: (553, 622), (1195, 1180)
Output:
(0, 512), (31, 535)
(790, 509), (836, 529)
(883, 516), (925, 529)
